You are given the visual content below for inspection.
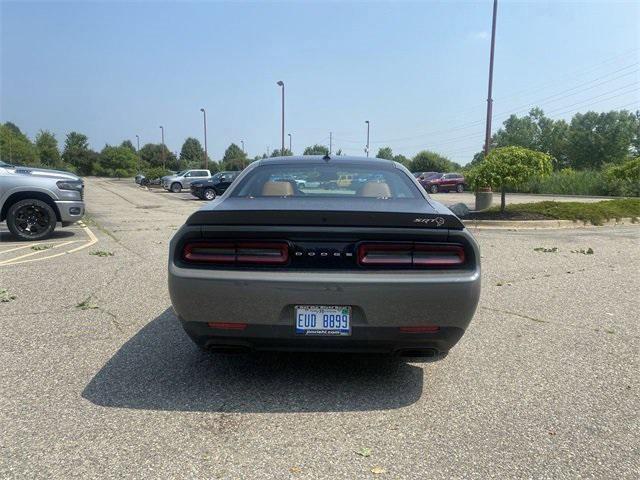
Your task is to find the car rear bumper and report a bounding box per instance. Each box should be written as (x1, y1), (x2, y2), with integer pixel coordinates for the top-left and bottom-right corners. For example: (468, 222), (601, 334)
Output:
(55, 200), (85, 226)
(180, 321), (463, 356)
(169, 266), (481, 353)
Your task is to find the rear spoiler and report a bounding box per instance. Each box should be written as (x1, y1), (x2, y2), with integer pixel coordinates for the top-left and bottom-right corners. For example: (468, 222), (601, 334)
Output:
(187, 209), (465, 230)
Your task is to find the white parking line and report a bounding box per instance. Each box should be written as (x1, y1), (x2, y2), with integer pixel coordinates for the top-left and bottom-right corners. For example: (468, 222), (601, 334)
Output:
(0, 241), (83, 255)
(0, 222), (98, 267)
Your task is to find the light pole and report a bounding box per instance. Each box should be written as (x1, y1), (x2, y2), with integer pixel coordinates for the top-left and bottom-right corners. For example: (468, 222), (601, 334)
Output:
(287, 133), (292, 154)
(365, 120), (370, 157)
(135, 134), (140, 172)
(277, 80), (285, 156)
(484, 0), (498, 157)
(241, 140), (245, 154)
(329, 132), (332, 155)
(200, 108), (208, 169)
(159, 126), (165, 169)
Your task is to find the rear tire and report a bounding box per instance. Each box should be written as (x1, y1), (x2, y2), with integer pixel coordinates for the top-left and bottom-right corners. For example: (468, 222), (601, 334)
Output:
(456, 184), (464, 193)
(203, 188), (216, 201)
(430, 185), (438, 194)
(170, 182), (182, 193)
(6, 198), (57, 241)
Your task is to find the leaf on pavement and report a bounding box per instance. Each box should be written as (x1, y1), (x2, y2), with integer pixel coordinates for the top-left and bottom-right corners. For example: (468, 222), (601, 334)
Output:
(370, 466), (386, 475)
(355, 447), (372, 457)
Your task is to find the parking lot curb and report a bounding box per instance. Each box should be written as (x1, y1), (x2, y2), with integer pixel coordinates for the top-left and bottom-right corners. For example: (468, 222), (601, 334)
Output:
(462, 217), (638, 229)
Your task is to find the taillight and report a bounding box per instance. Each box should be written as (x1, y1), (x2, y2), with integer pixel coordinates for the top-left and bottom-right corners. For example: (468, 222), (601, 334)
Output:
(183, 241), (289, 265)
(357, 243), (465, 268)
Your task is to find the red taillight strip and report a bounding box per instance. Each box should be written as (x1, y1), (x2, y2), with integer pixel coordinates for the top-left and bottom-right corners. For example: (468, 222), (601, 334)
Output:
(413, 244), (465, 266)
(357, 243), (412, 266)
(357, 243), (465, 268)
(184, 242), (236, 263)
(183, 241), (289, 265)
(236, 242), (290, 264)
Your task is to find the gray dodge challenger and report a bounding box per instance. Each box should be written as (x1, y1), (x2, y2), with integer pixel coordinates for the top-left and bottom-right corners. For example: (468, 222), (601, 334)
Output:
(168, 155), (481, 360)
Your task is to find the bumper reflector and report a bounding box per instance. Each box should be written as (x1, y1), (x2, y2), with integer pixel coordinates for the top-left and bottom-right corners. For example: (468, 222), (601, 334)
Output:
(399, 326), (440, 333)
(207, 322), (248, 331)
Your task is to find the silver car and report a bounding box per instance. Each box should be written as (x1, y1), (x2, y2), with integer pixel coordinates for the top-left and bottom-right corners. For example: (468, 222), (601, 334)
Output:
(162, 169), (211, 193)
(0, 160), (85, 240)
(168, 156), (480, 360)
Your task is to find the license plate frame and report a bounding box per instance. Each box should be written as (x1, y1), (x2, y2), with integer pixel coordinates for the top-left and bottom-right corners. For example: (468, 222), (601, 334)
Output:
(294, 305), (351, 336)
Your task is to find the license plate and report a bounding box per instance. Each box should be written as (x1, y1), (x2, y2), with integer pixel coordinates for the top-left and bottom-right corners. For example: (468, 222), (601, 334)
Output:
(295, 305), (351, 336)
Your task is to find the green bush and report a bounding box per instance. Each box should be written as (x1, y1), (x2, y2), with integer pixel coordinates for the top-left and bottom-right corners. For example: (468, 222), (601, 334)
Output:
(511, 158), (639, 197)
(513, 169), (610, 196)
(142, 166), (171, 180)
(605, 157), (640, 197)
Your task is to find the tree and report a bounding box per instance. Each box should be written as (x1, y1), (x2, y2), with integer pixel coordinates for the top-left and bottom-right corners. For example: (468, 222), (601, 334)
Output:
(35, 130), (62, 168)
(139, 143), (177, 170)
(120, 140), (136, 153)
(98, 145), (138, 177)
(492, 108), (570, 168)
(567, 110), (638, 170)
(467, 146), (553, 212)
(180, 137), (206, 167)
(303, 144), (329, 155)
(221, 143), (247, 170)
(392, 154), (411, 169)
(0, 122), (39, 166)
(62, 132), (96, 175)
(376, 146), (393, 160)
(270, 148), (293, 157)
(412, 150), (460, 173)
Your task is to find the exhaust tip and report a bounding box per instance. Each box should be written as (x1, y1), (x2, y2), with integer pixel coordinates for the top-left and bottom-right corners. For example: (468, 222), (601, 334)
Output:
(396, 348), (438, 359)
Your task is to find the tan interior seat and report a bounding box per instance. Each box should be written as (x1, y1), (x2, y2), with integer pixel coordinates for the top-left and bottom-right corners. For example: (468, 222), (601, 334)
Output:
(262, 180), (295, 196)
(359, 182), (392, 198)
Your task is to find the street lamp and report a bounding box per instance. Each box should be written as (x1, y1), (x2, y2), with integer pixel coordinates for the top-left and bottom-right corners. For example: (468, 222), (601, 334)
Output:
(241, 140), (245, 154)
(159, 125), (165, 169)
(200, 108), (208, 169)
(484, 0), (498, 157)
(277, 80), (285, 156)
(365, 120), (370, 157)
(135, 134), (140, 172)
(288, 133), (292, 154)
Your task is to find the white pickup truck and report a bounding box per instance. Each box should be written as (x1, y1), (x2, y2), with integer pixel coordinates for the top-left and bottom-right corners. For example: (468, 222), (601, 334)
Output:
(0, 160), (85, 240)
(161, 169), (211, 193)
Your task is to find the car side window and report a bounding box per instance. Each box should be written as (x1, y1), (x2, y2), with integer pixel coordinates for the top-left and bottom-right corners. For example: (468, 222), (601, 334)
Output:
(184, 172), (192, 177)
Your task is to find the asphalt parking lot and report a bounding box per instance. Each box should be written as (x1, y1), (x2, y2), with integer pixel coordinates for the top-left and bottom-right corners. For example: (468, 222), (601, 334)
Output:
(1, 177), (638, 479)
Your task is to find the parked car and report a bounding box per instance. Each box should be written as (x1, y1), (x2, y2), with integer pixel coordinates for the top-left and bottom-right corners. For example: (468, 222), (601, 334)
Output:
(162, 169), (211, 193)
(0, 160), (85, 240)
(421, 172), (465, 193)
(169, 156), (480, 360)
(134, 173), (145, 185)
(190, 171), (240, 200)
(413, 171), (439, 180)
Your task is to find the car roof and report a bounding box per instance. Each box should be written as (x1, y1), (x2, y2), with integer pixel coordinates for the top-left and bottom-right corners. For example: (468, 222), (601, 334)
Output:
(257, 155), (398, 167)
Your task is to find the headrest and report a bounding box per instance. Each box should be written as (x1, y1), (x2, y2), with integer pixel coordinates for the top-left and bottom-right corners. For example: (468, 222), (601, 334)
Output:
(262, 180), (294, 196)
(359, 182), (391, 198)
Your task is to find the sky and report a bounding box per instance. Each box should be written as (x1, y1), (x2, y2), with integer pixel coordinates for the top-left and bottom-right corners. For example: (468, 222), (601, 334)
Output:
(1, 0), (639, 165)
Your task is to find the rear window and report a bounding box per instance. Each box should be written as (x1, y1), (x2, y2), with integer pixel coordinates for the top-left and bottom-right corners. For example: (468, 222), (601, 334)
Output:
(231, 163), (422, 199)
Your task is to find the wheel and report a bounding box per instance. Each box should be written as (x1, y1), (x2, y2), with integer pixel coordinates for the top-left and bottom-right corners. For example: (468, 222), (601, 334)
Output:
(203, 188), (216, 201)
(6, 199), (57, 241)
(170, 182), (182, 193)
(456, 184), (464, 193)
(430, 185), (439, 194)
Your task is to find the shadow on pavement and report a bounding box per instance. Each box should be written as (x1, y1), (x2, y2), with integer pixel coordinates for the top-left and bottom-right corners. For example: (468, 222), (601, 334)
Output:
(82, 308), (424, 413)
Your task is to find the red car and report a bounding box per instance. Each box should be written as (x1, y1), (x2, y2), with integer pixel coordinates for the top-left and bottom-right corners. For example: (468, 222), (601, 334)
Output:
(421, 173), (465, 193)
